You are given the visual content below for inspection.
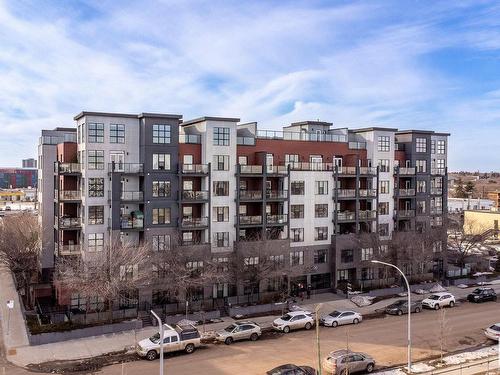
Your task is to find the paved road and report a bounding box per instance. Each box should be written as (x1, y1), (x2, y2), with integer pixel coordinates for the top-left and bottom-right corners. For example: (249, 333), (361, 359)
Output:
(95, 301), (499, 375)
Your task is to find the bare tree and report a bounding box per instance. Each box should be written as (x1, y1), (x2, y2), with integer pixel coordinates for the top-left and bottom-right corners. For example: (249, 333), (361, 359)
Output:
(0, 213), (40, 308)
(436, 308), (450, 364)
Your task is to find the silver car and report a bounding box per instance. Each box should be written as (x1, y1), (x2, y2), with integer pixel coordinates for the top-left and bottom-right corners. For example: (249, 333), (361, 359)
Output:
(215, 321), (261, 345)
(320, 311), (362, 327)
(322, 350), (375, 375)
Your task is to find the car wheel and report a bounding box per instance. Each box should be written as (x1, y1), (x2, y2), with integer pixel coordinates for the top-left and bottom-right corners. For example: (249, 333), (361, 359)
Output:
(185, 343), (195, 354)
(305, 322), (312, 330)
(353, 318), (360, 324)
(283, 326), (290, 333)
(434, 304), (440, 310)
(224, 337), (233, 345)
(366, 363), (375, 373)
(449, 301), (455, 308)
(415, 307), (421, 313)
(146, 350), (158, 361)
(397, 310), (403, 316)
(250, 333), (259, 341)
(331, 321), (338, 328)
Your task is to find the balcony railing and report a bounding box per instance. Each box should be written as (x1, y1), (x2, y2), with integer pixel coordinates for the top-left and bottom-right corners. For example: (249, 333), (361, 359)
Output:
(396, 167), (416, 175)
(266, 165), (288, 175)
(359, 167), (377, 175)
(181, 164), (209, 174)
(59, 190), (81, 200)
(239, 190), (263, 200)
(338, 166), (357, 175)
(266, 190), (288, 199)
(289, 162), (334, 171)
(179, 134), (202, 144)
(431, 168), (446, 175)
(58, 163), (81, 174)
(59, 217), (82, 228)
(266, 214), (288, 224)
(398, 188), (415, 197)
(240, 165), (263, 174)
(181, 190), (209, 201)
(430, 187), (443, 195)
(337, 211), (356, 221)
(348, 141), (366, 150)
(237, 136), (256, 145)
(359, 189), (377, 197)
(180, 217), (209, 228)
(256, 129), (347, 143)
(57, 243), (81, 256)
(430, 207), (443, 215)
(337, 189), (356, 198)
(120, 217), (144, 230)
(239, 215), (263, 225)
(359, 210), (377, 220)
(121, 191), (144, 201)
(396, 210), (415, 218)
(108, 163), (144, 173)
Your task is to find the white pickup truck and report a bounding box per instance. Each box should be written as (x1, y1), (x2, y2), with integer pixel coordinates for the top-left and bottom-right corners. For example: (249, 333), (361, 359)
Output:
(136, 323), (201, 360)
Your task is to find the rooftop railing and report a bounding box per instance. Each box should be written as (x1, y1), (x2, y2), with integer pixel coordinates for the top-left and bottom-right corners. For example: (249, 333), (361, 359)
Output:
(256, 129), (347, 143)
(179, 134), (202, 144)
(237, 136), (256, 145)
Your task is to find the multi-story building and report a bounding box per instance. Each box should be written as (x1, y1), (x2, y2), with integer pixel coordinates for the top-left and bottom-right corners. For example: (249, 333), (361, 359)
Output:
(0, 168), (37, 189)
(22, 158), (37, 169)
(38, 112), (449, 310)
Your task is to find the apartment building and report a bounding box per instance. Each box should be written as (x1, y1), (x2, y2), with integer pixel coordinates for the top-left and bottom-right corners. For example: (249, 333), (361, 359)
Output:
(38, 112), (449, 310)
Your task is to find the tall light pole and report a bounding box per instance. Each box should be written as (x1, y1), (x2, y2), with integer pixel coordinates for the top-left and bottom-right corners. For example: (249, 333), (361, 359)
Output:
(371, 260), (412, 373)
(151, 310), (164, 375)
(315, 303), (323, 375)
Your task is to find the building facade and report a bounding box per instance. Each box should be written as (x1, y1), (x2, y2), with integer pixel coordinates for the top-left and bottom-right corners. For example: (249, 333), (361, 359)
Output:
(22, 158), (37, 169)
(38, 112), (449, 309)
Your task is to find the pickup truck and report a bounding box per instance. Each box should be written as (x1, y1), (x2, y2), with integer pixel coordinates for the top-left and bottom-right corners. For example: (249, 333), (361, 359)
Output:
(136, 323), (201, 360)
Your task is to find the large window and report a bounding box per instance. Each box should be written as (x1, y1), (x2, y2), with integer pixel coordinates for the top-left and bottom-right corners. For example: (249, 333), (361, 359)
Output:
(88, 150), (104, 170)
(315, 204), (328, 218)
(378, 223), (389, 237)
(152, 208), (171, 225)
(361, 267), (375, 280)
(340, 249), (354, 263)
(378, 159), (390, 172)
(214, 232), (229, 247)
(153, 124), (171, 144)
(88, 178), (104, 197)
(285, 154), (299, 166)
(378, 202), (389, 215)
(88, 206), (104, 225)
(361, 247), (374, 261)
(290, 205), (304, 219)
(378, 136), (390, 152)
(213, 181), (229, 196)
(152, 235), (171, 251)
(290, 251), (304, 266)
(314, 249), (328, 264)
(417, 180), (426, 193)
(213, 127), (230, 146)
(244, 257), (259, 267)
(380, 180), (389, 194)
(153, 154), (171, 170)
(213, 206), (229, 222)
(88, 233), (104, 252)
(416, 137), (427, 153)
(437, 140), (446, 154)
(315, 181), (328, 195)
(291, 228), (304, 242)
(213, 155), (230, 171)
(291, 181), (305, 195)
(110, 124), (125, 143)
(152, 181), (171, 197)
(88, 123), (104, 143)
(315, 226), (328, 241)
(416, 160), (426, 173)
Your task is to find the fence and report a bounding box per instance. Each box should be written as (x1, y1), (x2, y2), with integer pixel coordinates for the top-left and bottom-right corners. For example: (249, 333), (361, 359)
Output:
(425, 356), (498, 374)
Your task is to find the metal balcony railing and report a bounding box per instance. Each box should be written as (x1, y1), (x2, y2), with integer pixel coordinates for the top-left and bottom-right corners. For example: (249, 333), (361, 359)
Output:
(59, 190), (81, 200)
(266, 190), (288, 199)
(239, 215), (263, 225)
(181, 164), (209, 174)
(181, 190), (209, 200)
(266, 214), (288, 224)
(337, 189), (356, 198)
(398, 188), (415, 197)
(256, 129), (347, 143)
(338, 166), (357, 175)
(120, 191), (144, 201)
(180, 217), (209, 228)
(239, 190), (263, 200)
(430, 207), (443, 215)
(359, 210), (377, 220)
(359, 167), (377, 175)
(396, 167), (416, 175)
(359, 189), (377, 197)
(397, 210), (415, 218)
(337, 211), (356, 221)
(59, 217), (82, 228)
(108, 163), (144, 173)
(239, 165), (263, 174)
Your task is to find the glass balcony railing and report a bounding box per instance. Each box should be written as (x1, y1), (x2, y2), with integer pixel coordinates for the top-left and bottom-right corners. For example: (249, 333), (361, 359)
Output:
(108, 163), (144, 173)
(396, 167), (416, 175)
(430, 187), (443, 195)
(359, 189), (377, 197)
(240, 165), (263, 174)
(359, 210), (377, 220)
(337, 211), (356, 221)
(431, 168), (446, 175)
(348, 141), (367, 150)
(337, 189), (356, 198)
(239, 215), (263, 225)
(181, 190), (209, 200)
(181, 164), (209, 174)
(256, 129), (348, 143)
(338, 166), (357, 175)
(57, 243), (81, 255)
(359, 167), (377, 175)
(58, 163), (81, 174)
(266, 190), (288, 199)
(237, 136), (256, 145)
(59, 217), (82, 228)
(289, 162), (334, 171)
(180, 217), (209, 228)
(239, 190), (263, 200)
(179, 134), (202, 144)
(120, 191), (144, 201)
(59, 190), (81, 200)
(398, 188), (415, 197)
(266, 214), (288, 224)
(396, 210), (415, 218)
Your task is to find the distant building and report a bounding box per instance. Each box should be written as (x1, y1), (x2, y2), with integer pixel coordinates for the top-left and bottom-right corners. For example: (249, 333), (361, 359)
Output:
(463, 210), (500, 236)
(487, 191), (500, 210)
(448, 197), (494, 213)
(0, 168), (37, 188)
(22, 158), (37, 169)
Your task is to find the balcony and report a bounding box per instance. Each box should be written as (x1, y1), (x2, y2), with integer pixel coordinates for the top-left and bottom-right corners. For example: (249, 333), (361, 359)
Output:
(239, 190), (263, 200)
(289, 162), (334, 171)
(431, 168), (446, 176)
(266, 190), (288, 200)
(121, 191), (144, 201)
(398, 188), (415, 197)
(266, 214), (288, 225)
(337, 211), (356, 222)
(57, 243), (81, 256)
(238, 215), (263, 226)
(108, 163), (144, 174)
(179, 134), (201, 144)
(266, 166), (288, 175)
(120, 216), (144, 230)
(59, 190), (81, 201)
(256, 129), (347, 143)
(237, 136), (256, 145)
(359, 167), (377, 175)
(348, 141), (366, 150)
(359, 210), (377, 220)
(181, 164), (209, 174)
(338, 166), (357, 175)
(58, 163), (81, 174)
(181, 190), (209, 201)
(395, 167), (416, 175)
(337, 189), (356, 198)
(239, 165), (263, 175)
(59, 217), (82, 229)
(359, 189), (377, 198)
(180, 217), (209, 229)
(430, 187), (443, 195)
(396, 210), (415, 218)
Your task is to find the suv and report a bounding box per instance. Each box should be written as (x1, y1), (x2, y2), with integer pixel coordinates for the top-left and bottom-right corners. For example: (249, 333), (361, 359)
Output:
(422, 292), (455, 310)
(215, 321), (261, 345)
(273, 311), (314, 333)
(267, 364), (317, 375)
(484, 323), (500, 341)
(467, 287), (497, 303)
(322, 350), (375, 375)
(385, 300), (422, 315)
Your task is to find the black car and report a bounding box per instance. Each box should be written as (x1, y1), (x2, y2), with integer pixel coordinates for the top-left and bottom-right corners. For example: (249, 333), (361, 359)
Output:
(267, 364), (317, 375)
(467, 287), (497, 303)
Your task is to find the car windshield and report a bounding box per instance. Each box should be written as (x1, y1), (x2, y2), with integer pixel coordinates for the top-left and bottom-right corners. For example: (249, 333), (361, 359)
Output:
(472, 289), (482, 294)
(149, 333), (160, 344)
(280, 314), (292, 321)
(224, 324), (237, 332)
(393, 300), (405, 306)
(329, 311), (341, 317)
(428, 295), (440, 300)
(490, 324), (500, 332)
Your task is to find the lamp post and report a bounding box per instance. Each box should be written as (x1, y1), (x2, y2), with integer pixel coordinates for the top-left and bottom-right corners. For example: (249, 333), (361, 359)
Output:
(151, 310), (164, 375)
(315, 303), (323, 375)
(371, 260), (412, 373)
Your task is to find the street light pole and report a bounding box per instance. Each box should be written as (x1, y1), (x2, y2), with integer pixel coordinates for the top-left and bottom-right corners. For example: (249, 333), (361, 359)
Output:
(151, 310), (164, 375)
(315, 303), (323, 375)
(371, 260), (412, 373)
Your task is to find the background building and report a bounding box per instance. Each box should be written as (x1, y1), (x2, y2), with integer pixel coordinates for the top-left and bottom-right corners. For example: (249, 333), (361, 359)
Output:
(0, 168), (37, 189)
(22, 158), (37, 169)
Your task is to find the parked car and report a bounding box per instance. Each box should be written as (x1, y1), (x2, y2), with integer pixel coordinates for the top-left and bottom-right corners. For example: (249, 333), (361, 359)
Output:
(4, 206), (11, 211)
(320, 310), (362, 327)
(467, 287), (497, 303)
(215, 321), (261, 345)
(421, 292), (455, 310)
(136, 323), (201, 360)
(322, 349), (375, 375)
(273, 310), (314, 333)
(385, 300), (422, 315)
(267, 364), (317, 375)
(484, 323), (500, 341)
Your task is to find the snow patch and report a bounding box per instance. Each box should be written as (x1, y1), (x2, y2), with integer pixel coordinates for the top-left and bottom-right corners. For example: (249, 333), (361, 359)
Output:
(413, 289), (428, 295)
(408, 363), (435, 373)
(441, 346), (498, 365)
(351, 295), (376, 307)
(429, 283), (447, 293)
(456, 284), (469, 289)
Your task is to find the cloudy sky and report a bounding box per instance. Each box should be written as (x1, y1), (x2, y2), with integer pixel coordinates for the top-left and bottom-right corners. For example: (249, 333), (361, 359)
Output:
(1, 0), (500, 170)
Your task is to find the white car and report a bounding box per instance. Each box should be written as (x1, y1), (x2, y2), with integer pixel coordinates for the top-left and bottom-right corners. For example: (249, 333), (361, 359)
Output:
(422, 292), (455, 310)
(273, 311), (314, 333)
(320, 310), (362, 327)
(485, 323), (500, 341)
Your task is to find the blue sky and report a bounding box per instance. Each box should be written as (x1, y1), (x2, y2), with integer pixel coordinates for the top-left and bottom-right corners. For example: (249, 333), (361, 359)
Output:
(1, 0), (500, 171)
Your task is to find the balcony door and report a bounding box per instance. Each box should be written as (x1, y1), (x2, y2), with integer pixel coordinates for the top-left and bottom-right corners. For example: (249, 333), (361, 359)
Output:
(110, 152), (124, 172)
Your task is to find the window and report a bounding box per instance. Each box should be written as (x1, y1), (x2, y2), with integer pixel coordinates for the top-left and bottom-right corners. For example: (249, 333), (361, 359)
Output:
(153, 154), (170, 170)
(315, 226), (328, 241)
(88, 233), (104, 252)
(119, 264), (138, 281)
(152, 181), (171, 197)
(315, 181), (328, 195)
(361, 247), (374, 261)
(110, 124), (125, 143)
(436, 159), (446, 171)
(340, 249), (353, 263)
(432, 241), (442, 253)
(290, 205), (304, 219)
(437, 140), (446, 154)
(315, 204), (328, 218)
(88, 178), (104, 197)
(213, 155), (230, 171)
(314, 249), (328, 264)
(88, 206), (104, 225)
(88, 123), (104, 143)
(285, 154), (299, 166)
(182, 232), (193, 244)
(152, 235), (171, 251)
(417, 200), (426, 214)
(431, 140), (436, 154)
(378, 136), (390, 151)
(416, 137), (427, 153)
(213, 127), (230, 146)
(213, 206), (229, 222)
(291, 228), (304, 242)
(378, 159), (390, 172)
(186, 260), (204, 271)
(88, 150), (104, 170)
(214, 232), (229, 247)
(291, 181), (305, 195)
(152, 208), (171, 225)
(337, 269), (350, 281)
(416, 160), (426, 172)
(238, 156), (247, 165)
(244, 257), (259, 267)
(270, 255), (284, 268)
(417, 180), (426, 193)
(213, 181), (229, 196)
(378, 223), (389, 237)
(290, 251), (304, 266)
(152, 124), (171, 144)
(213, 257), (229, 272)
(378, 202), (389, 215)
(380, 180), (389, 194)
(361, 267), (375, 280)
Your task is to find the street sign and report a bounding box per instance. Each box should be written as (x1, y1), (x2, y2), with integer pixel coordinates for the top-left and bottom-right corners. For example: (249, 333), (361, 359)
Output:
(6, 300), (14, 309)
